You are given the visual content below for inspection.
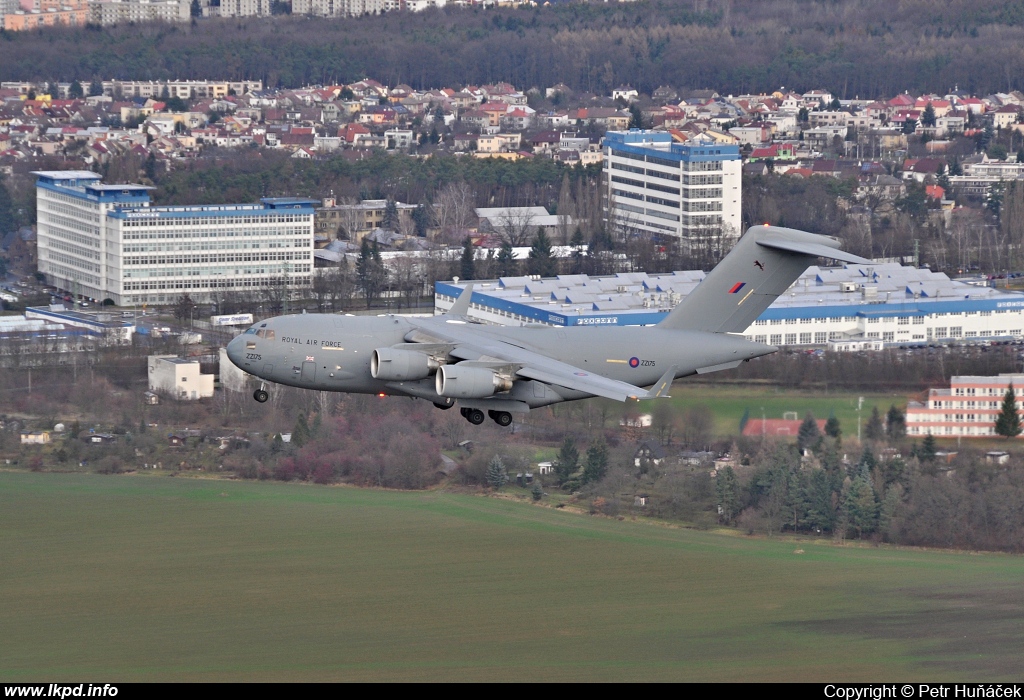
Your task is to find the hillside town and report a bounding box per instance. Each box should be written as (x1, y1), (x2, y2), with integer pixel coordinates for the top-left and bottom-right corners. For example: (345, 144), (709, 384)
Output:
(2, 77), (1022, 196)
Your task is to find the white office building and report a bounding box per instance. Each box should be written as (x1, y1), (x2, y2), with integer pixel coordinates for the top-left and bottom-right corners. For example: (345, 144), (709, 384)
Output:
(602, 130), (742, 247)
(148, 355), (215, 401)
(34, 171), (316, 306)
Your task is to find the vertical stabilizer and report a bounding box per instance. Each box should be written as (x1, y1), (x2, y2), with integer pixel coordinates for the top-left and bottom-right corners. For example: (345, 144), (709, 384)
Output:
(659, 226), (868, 333)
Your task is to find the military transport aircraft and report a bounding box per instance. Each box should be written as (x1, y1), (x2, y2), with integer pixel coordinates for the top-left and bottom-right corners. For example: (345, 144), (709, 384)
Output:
(226, 225), (868, 426)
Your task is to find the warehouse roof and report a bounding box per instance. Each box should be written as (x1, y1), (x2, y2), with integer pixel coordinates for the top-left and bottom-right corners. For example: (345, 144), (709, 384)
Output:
(436, 263), (1024, 327)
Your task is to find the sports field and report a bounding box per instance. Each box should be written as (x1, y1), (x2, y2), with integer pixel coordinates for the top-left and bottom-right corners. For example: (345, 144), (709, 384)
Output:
(2, 472), (1022, 681)
(668, 384), (911, 437)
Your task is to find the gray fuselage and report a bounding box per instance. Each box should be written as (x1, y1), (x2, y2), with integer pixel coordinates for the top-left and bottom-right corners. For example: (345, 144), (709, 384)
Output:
(225, 313), (773, 411)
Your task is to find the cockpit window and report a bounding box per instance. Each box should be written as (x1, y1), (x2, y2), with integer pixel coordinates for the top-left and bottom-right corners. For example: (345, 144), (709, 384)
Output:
(256, 329), (266, 338)
(244, 327), (258, 335)
(265, 330), (276, 340)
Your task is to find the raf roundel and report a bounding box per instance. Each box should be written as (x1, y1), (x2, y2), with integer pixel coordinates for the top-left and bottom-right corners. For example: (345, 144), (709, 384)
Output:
(628, 357), (640, 368)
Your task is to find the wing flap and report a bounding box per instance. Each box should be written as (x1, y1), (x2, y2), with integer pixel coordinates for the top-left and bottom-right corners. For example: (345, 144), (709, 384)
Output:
(516, 365), (648, 402)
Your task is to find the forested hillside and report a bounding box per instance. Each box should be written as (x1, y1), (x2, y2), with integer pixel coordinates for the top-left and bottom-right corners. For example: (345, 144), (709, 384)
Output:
(4, 0), (1024, 95)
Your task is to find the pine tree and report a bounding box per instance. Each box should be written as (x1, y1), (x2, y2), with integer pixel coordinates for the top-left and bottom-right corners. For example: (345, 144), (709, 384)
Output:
(527, 230), (556, 277)
(886, 405), (906, 441)
(715, 466), (739, 523)
(292, 412), (310, 447)
(88, 79), (104, 97)
(583, 441), (609, 484)
(68, 80), (84, 99)
(554, 436), (579, 485)
(994, 383), (1022, 439)
(531, 481), (543, 501)
(921, 102), (936, 127)
(797, 412), (821, 452)
(864, 406), (885, 441)
(919, 433), (937, 462)
(842, 475), (879, 539)
(460, 237), (476, 281)
(486, 455), (508, 490)
(496, 240), (517, 277)
(824, 412), (842, 441)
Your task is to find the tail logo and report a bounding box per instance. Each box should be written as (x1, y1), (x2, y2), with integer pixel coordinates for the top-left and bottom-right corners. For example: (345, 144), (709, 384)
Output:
(728, 282), (746, 294)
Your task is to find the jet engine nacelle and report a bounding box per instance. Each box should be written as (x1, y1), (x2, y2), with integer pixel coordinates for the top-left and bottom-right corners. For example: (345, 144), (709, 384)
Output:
(435, 364), (513, 399)
(371, 347), (439, 381)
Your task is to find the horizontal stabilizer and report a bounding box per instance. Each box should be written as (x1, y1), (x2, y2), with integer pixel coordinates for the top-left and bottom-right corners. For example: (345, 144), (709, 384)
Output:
(757, 236), (870, 265)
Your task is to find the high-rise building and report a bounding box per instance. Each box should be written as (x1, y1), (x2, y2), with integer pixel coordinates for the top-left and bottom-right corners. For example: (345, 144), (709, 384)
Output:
(34, 171), (316, 306)
(602, 130), (741, 249)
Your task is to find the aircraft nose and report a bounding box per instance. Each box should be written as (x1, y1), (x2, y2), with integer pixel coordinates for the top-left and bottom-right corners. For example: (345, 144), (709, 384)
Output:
(226, 334), (245, 368)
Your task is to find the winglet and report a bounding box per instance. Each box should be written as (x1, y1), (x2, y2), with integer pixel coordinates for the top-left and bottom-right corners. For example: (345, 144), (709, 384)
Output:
(446, 283), (474, 317)
(644, 365), (678, 399)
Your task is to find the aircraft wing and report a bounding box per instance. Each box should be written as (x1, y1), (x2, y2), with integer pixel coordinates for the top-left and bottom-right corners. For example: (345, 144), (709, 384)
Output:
(406, 321), (660, 402)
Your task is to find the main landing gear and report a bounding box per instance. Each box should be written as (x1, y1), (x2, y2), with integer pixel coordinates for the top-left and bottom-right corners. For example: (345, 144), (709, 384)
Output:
(488, 409), (513, 427)
(459, 407), (513, 426)
(460, 407), (485, 425)
(253, 383), (269, 403)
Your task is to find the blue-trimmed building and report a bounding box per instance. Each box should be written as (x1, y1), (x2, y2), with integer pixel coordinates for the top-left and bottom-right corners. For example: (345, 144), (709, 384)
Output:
(435, 263), (1024, 346)
(34, 171), (316, 306)
(602, 130), (741, 245)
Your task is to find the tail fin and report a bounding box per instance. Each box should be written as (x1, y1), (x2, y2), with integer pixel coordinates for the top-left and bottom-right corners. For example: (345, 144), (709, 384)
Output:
(660, 225), (869, 333)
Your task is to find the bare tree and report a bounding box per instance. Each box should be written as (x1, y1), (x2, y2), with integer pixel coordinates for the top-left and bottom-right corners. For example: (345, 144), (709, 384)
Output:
(495, 209), (538, 247)
(556, 173), (577, 245)
(433, 181), (476, 244)
(332, 197), (365, 241)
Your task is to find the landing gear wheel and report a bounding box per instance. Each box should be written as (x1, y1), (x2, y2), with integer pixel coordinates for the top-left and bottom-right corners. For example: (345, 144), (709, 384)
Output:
(460, 407), (471, 418)
(466, 408), (485, 425)
(488, 410), (513, 427)
(253, 389), (269, 403)
(433, 399), (455, 410)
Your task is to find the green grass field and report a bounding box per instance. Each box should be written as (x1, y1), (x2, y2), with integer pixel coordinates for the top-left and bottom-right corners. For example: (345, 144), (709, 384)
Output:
(668, 384), (910, 438)
(2, 472), (1022, 681)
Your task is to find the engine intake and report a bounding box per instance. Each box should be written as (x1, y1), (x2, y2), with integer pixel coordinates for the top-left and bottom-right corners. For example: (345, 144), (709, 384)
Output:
(435, 365), (513, 399)
(371, 347), (439, 381)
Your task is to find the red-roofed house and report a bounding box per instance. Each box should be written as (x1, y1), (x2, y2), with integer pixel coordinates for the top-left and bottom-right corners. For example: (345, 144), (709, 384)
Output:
(888, 94), (915, 108)
(338, 123), (370, 145)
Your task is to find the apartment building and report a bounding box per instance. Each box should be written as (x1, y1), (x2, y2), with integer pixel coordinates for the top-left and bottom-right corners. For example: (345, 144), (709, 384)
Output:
(907, 374), (1024, 438)
(291, 0), (384, 16)
(213, 0), (270, 15)
(88, 0), (190, 25)
(602, 130), (741, 248)
(34, 171), (315, 306)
